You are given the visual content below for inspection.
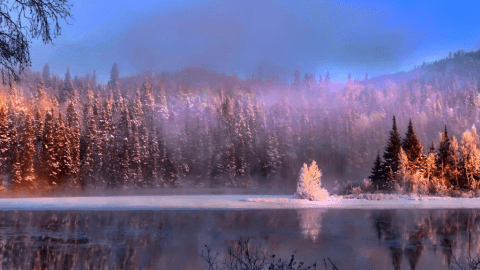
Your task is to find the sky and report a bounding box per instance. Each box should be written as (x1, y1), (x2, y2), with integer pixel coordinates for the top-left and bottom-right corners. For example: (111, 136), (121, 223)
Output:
(29, 0), (480, 84)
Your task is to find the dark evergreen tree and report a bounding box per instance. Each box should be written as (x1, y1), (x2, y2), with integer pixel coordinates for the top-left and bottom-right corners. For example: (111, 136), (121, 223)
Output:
(436, 125), (455, 186)
(383, 116), (402, 185)
(0, 106), (10, 185)
(108, 63), (120, 91)
(60, 68), (74, 103)
(369, 152), (386, 190)
(402, 119), (423, 162)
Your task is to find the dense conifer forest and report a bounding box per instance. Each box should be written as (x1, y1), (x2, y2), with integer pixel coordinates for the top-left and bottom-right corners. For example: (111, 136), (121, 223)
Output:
(2, 49), (480, 194)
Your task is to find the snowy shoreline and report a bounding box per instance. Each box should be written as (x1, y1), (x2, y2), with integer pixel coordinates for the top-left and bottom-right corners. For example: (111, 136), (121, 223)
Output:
(0, 194), (480, 210)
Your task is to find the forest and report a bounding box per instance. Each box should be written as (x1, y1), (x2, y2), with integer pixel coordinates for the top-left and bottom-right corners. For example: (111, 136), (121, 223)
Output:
(2, 48), (480, 194)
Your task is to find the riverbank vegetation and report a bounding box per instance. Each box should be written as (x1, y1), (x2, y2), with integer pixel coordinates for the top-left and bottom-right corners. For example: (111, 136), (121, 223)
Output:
(341, 116), (480, 198)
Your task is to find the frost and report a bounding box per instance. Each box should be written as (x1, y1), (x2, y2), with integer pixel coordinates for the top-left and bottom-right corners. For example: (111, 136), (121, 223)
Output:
(294, 161), (329, 201)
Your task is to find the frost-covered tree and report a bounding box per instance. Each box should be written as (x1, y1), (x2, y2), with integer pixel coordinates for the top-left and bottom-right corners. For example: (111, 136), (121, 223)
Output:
(66, 100), (80, 187)
(130, 121), (143, 188)
(295, 160), (328, 201)
(0, 106), (11, 185)
(41, 109), (58, 185)
(19, 114), (36, 189)
(460, 126), (480, 189)
(54, 113), (72, 186)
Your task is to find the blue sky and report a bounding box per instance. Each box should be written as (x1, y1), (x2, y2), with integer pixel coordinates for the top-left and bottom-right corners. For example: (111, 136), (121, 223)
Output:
(30, 0), (480, 83)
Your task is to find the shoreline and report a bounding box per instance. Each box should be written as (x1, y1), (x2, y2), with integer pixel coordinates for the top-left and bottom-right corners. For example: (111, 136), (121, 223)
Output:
(0, 194), (479, 210)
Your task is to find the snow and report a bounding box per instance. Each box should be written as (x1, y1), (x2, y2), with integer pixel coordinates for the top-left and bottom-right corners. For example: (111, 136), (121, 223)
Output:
(0, 194), (480, 210)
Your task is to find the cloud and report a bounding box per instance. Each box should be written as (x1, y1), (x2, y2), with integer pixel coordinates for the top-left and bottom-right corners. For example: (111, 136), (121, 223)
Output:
(33, 0), (422, 81)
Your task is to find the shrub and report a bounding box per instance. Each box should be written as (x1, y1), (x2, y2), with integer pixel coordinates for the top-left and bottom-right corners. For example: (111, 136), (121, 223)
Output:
(294, 161), (328, 201)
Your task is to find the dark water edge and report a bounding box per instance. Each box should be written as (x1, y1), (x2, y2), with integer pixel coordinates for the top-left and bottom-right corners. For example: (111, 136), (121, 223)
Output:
(0, 209), (478, 269)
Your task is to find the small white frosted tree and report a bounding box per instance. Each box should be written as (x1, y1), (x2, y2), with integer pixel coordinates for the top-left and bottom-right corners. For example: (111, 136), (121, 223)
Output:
(295, 161), (328, 201)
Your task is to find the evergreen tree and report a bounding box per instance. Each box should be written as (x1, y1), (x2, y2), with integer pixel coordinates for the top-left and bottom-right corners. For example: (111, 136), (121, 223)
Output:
(383, 116), (402, 186)
(19, 114), (36, 189)
(130, 121), (143, 188)
(99, 96), (115, 187)
(41, 109), (58, 185)
(60, 68), (74, 103)
(66, 100), (81, 188)
(114, 105), (131, 188)
(436, 125), (455, 187)
(108, 63), (120, 91)
(402, 119), (423, 162)
(81, 108), (98, 189)
(369, 152), (385, 190)
(262, 132), (282, 181)
(55, 113), (71, 186)
(0, 106), (10, 185)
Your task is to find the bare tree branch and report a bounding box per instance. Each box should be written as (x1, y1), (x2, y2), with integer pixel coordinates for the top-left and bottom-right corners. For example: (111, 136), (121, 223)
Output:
(0, 0), (72, 85)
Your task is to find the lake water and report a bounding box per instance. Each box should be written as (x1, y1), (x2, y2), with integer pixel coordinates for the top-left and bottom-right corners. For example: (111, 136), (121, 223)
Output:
(0, 209), (478, 269)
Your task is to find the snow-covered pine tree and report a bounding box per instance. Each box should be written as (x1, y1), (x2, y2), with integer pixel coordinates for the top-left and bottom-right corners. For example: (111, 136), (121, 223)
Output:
(19, 114), (36, 189)
(146, 130), (162, 187)
(383, 116), (402, 187)
(66, 100), (81, 188)
(262, 132), (282, 181)
(141, 78), (156, 128)
(41, 109), (58, 186)
(114, 105), (131, 189)
(130, 121), (143, 188)
(81, 106), (99, 189)
(55, 113), (72, 187)
(0, 106), (11, 186)
(99, 95), (115, 187)
(233, 102), (251, 187)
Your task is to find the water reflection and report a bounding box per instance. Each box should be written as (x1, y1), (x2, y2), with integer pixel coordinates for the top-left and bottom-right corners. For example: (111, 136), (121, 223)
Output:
(372, 210), (480, 270)
(0, 209), (478, 269)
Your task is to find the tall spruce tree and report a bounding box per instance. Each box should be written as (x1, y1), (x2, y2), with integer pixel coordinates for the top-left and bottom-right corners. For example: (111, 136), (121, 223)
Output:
(41, 109), (58, 185)
(66, 100), (81, 188)
(383, 116), (402, 185)
(20, 115), (36, 189)
(402, 119), (423, 162)
(437, 125), (455, 187)
(369, 151), (385, 190)
(81, 109), (97, 189)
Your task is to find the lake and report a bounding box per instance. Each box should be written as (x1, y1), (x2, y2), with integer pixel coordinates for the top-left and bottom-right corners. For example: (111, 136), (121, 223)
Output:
(0, 208), (477, 269)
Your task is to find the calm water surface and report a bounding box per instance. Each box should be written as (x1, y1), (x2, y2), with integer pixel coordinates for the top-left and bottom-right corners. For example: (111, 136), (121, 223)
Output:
(0, 209), (478, 269)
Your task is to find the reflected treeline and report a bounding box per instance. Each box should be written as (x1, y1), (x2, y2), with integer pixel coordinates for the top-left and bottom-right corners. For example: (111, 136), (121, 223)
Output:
(0, 210), (303, 269)
(372, 210), (480, 270)
(2, 209), (480, 269)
